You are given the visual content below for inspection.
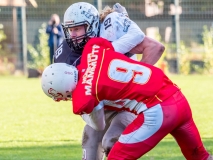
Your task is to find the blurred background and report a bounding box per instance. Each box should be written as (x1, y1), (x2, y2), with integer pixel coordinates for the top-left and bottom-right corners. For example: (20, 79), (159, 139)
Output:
(0, 0), (213, 76)
(0, 1), (212, 159)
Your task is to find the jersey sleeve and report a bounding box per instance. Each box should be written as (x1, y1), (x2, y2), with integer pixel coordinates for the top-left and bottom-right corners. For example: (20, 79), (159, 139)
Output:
(100, 12), (145, 54)
(72, 89), (96, 115)
(72, 66), (101, 115)
(53, 39), (82, 66)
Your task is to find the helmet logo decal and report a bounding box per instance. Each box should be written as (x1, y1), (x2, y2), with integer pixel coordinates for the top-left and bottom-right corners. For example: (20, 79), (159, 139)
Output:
(81, 9), (93, 19)
(81, 8), (98, 21)
(48, 88), (63, 98)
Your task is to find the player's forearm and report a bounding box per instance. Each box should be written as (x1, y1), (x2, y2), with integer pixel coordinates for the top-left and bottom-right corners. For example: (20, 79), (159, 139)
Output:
(131, 36), (165, 65)
(112, 32), (144, 54)
(141, 43), (165, 65)
(112, 24), (145, 54)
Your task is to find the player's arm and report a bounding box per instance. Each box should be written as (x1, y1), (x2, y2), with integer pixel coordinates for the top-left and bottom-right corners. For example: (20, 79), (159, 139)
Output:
(130, 36), (165, 65)
(100, 12), (145, 54)
(106, 4), (165, 65)
(81, 101), (105, 131)
(111, 16), (145, 54)
(72, 90), (106, 131)
(72, 92), (95, 114)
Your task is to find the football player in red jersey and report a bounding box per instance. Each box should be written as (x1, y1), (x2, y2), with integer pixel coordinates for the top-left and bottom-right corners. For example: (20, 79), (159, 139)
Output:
(42, 37), (212, 160)
(54, 2), (165, 159)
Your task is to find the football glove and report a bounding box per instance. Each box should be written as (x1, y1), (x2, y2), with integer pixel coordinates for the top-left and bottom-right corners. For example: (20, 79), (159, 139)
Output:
(113, 3), (129, 17)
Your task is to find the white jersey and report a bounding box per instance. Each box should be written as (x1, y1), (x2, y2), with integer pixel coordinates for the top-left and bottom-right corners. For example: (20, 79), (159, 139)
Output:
(100, 12), (145, 55)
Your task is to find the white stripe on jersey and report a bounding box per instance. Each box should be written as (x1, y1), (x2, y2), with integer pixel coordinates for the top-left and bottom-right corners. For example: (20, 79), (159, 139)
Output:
(118, 104), (163, 144)
(103, 99), (148, 114)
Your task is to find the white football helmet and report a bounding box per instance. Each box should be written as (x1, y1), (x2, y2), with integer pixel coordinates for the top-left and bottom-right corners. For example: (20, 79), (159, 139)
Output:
(41, 63), (78, 101)
(62, 2), (100, 50)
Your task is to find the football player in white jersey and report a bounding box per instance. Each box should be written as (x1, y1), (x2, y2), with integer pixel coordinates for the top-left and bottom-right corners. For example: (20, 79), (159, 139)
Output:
(100, 3), (164, 65)
(54, 2), (164, 160)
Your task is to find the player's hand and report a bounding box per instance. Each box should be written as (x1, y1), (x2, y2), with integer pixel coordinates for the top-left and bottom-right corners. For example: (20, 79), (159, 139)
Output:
(113, 3), (128, 17)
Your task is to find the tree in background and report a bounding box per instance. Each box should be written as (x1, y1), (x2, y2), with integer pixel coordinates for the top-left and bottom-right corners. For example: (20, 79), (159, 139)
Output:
(27, 23), (50, 74)
(0, 24), (16, 75)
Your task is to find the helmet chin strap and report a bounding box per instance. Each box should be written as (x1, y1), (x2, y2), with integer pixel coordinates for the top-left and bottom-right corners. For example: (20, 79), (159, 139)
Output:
(72, 37), (88, 51)
(75, 24), (88, 49)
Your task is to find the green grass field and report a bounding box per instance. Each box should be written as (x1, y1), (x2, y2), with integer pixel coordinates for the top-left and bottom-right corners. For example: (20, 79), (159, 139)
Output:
(0, 75), (213, 160)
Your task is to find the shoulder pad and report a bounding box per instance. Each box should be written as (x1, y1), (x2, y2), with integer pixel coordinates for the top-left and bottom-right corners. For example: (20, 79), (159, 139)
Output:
(53, 40), (82, 66)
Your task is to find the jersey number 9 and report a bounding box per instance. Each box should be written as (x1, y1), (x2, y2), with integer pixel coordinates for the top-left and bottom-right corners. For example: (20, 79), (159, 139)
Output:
(108, 59), (151, 85)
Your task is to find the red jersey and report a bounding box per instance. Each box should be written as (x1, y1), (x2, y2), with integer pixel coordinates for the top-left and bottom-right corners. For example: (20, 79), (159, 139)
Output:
(72, 38), (180, 115)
